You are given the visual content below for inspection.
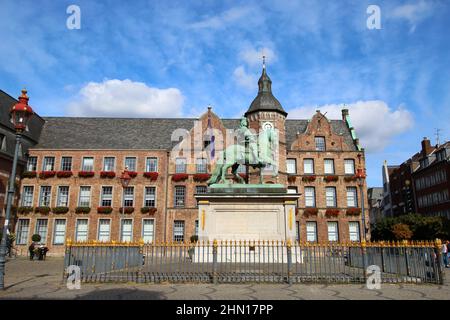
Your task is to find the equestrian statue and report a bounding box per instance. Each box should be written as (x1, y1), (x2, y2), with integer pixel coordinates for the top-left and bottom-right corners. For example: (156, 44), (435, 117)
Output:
(207, 117), (278, 185)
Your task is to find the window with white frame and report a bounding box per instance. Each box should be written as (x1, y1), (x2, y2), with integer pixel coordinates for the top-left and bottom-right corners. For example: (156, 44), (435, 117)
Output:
(53, 219), (66, 245)
(21, 186), (34, 206)
(303, 159), (314, 174)
(16, 219), (30, 245)
(82, 157), (94, 171)
(39, 186), (51, 206)
(78, 186), (91, 207)
(174, 186), (185, 207)
(142, 219), (154, 243)
(315, 136), (326, 151)
(305, 187), (316, 207)
(123, 187), (134, 207)
(346, 187), (358, 207)
(344, 159), (355, 174)
(175, 157), (186, 173)
(349, 221), (360, 241)
(146, 157), (158, 172)
(287, 186), (298, 194)
(196, 158), (207, 173)
(42, 156), (55, 171)
(26, 156), (37, 171)
(325, 187), (337, 207)
(327, 222), (339, 242)
(98, 219), (111, 242)
(173, 220), (185, 242)
(324, 159), (335, 174)
(125, 157), (137, 171)
(287, 159), (297, 174)
(120, 219), (133, 242)
(144, 187), (156, 207)
(195, 220), (199, 236)
(103, 157), (115, 171)
(60, 157), (72, 171)
(306, 222), (317, 242)
(57, 186), (69, 207)
(101, 186), (113, 207)
(75, 219), (88, 242)
(35, 219), (48, 244)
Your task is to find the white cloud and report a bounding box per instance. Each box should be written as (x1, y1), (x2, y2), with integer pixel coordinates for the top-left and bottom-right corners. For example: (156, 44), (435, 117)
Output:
(288, 100), (414, 153)
(66, 79), (184, 117)
(189, 6), (253, 30)
(239, 46), (277, 67)
(233, 66), (257, 90)
(389, 0), (435, 32)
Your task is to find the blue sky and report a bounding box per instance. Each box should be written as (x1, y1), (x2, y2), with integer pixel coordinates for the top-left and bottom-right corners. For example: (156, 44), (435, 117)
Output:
(1, 0), (449, 187)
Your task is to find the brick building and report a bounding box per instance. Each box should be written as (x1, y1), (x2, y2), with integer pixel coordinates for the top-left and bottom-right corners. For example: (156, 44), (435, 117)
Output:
(8, 67), (369, 256)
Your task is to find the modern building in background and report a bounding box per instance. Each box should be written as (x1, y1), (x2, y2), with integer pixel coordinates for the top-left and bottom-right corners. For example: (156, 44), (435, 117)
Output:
(2, 67), (369, 256)
(368, 187), (383, 224)
(381, 160), (395, 217)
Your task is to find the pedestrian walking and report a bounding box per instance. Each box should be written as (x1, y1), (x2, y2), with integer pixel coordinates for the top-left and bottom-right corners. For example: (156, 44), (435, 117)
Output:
(28, 242), (36, 260)
(442, 240), (449, 268)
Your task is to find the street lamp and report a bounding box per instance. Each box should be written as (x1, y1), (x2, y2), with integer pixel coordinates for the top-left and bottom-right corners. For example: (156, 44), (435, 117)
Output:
(0, 89), (34, 289)
(119, 168), (131, 215)
(355, 165), (367, 242)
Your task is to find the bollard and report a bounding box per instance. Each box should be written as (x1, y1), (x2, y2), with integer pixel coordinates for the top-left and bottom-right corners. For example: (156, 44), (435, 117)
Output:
(286, 240), (293, 285)
(212, 239), (218, 285)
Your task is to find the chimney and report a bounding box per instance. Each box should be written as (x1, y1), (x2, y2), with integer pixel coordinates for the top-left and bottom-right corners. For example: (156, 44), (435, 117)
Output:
(342, 108), (349, 121)
(421, 137), (433, 156)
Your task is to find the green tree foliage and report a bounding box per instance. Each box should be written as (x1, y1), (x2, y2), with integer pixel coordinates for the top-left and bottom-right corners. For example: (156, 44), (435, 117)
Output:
(371, 214), (450, 241)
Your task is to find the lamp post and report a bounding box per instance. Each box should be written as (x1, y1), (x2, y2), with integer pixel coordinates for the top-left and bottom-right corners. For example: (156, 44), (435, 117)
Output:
(0, 89), (34, 289)
(119, 168), (131, 215)
(355, 167), (367, 242)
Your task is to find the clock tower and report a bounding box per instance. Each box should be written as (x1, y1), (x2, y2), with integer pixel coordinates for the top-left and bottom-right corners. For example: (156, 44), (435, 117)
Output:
(245, 61), (287, 183)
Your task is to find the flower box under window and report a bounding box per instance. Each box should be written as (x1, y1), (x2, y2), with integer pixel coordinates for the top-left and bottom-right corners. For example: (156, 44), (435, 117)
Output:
(100, 171), (116, 178)
(303, 208), (319, 217)
(287, 175), (297, 183)
(172, 173), (189, 182)
(344, 175), (357, 182)
(39, 171), (56, 179)
(141, 207), (157, 214)
(193, 173), (211, 182)
(78, 171), (95, 178)
(128, 171), (138, 178)
(120, 207), (134, 214)
(22, 171), (37, 178)
(346, 208), (361, 216)
(324, 175), (339, 182)
(143, 172), (159, 180)
(18, 206), (34, 214)
(302, 175), (316, 182)
(97, 206), (113, 214)
(325, 209), (340, 217)
(52, 206), (69, 214)
(56, 171), (73, 178)
(35, 206), (51, 214)
(75, 206), (91, 214)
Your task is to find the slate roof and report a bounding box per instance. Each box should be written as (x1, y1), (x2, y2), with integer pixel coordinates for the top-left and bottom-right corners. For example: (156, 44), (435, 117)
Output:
(33, 117), (357, 151)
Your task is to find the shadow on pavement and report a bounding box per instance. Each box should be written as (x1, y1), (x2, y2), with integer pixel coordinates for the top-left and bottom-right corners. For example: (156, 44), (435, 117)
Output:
(75, 288), (167, 300)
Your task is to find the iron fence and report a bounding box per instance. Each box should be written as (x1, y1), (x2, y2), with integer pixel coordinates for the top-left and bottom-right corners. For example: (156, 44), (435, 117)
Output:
(63, 239), (444, 285)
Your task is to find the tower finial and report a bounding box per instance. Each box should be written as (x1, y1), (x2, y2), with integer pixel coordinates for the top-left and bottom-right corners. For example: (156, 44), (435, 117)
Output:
(262, 55), (266, 69)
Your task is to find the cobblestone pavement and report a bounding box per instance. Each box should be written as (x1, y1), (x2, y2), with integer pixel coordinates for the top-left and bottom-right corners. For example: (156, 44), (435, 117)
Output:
(1, 257), (450, 300)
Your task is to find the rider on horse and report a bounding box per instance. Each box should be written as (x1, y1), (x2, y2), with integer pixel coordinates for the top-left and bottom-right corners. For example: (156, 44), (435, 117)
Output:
(236, 117), (259, 165)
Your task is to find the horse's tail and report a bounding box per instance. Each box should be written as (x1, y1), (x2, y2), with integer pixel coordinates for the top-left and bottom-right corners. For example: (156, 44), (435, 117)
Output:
(207, 162), (222, 185)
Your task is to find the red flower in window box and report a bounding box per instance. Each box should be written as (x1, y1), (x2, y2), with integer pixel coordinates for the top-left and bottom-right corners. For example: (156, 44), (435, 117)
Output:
(172, 173), (189, 182)
(34, 206), (51, 214)
(302, 175), (316, 182)
(100, 171), (116, 178)
(141, 207), (157, 214)
(56, 171), (73, 178)
(128, 171), (138, 178)
(303, 208), (319, 217)
(346, 208), (361, 216)
(288, 175), (297, 183)
(193, 173), (211, 182)
(78, 171), (95, 178)
(97, 206), (113, 214)
(143, 172), (159, 180)
(120, 207), (134, 214)
(22, 171), (37, 178)
(324, 175), (339, 182)
(38, 171), (56, 179)
(325, 209), (340, 217)
(344, 175), (357, 182)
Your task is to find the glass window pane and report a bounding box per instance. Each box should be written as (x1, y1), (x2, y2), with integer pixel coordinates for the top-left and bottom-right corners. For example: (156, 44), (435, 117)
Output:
(349, 222), (360, 241)
(175, 158), (186, 173)
(101, 186), (113, 207)
(344, 159), (355, 174)
(326, 187), (337, 207)
(315, 137), (325, 151)
(121, 219), (133, 242)
(103, 157), (115, 171)
(287, 159), (296, 174)
(123, 187), (134, 207)
(305, 187), (315, 207)
(173, 220), (185, 242)
(303, 159), (314, 174)
(142, 219), (154, 243)
(75, 219), (88, 242)
(43, 157), (55, 171)
(39, 186), (51, 206)
(98, 219), (111, 242)
(174, 186), (185, 207)
(53, 219), (66, 244)
(35, 219), (48, 244)
(144, 187), (156, 207)
(16, 219), (30, 245)
(146, 157), (158, 172)
(306, 222), (317, 242)
(324, 159), (334, 174)
(27, 157), (37, 171)
(57, 186), (69, 207)
(61, 157), (72, 171)
(327, 222), (338, 242)
(79, 186), (91, 207)
(82, 157), (94, 171)
(347, 187), (358, 207)
(125, 157), (136, 171)
(22, 186), (34, 206)
(196, 158), (207, 173)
